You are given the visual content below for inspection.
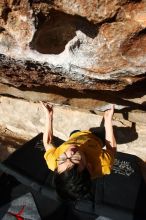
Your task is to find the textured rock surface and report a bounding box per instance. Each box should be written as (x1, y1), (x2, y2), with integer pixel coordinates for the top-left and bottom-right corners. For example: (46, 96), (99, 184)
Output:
(0, 76), (146, 112)
(0, 0), (146, 94)
(0, 96), (104, 139)
(53, 0), (128, 23)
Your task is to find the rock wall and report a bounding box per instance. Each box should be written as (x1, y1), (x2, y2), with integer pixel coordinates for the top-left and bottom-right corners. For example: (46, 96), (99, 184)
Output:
(0, 0), (146, 133)
(0, 0), (146, 97)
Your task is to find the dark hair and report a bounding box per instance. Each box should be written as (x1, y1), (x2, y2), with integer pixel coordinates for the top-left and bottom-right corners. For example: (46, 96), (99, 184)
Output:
(54, 165), (92, 201)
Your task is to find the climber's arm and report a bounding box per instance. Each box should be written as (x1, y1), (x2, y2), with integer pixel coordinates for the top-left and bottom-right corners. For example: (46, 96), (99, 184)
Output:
(40, 102), (55, 151)
(104, 105), (117, 154)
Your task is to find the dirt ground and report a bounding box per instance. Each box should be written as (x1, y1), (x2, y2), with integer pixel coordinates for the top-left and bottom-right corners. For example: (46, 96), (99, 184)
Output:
(0, 125), (28, 162)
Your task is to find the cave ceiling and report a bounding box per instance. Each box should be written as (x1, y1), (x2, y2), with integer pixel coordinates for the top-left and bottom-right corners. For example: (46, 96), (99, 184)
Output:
(0, 0), (146, 100)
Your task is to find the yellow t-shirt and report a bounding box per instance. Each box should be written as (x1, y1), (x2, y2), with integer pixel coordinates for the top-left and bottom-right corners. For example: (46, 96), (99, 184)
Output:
(44, 131), (114, 179)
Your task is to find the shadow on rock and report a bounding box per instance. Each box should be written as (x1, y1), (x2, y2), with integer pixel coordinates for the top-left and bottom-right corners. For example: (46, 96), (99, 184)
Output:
(90, 120), (138, 146)
(114, 122), (138, 145)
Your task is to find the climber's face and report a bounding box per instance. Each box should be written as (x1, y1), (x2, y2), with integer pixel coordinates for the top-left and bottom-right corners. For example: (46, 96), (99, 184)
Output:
(56, 145), (86, 173)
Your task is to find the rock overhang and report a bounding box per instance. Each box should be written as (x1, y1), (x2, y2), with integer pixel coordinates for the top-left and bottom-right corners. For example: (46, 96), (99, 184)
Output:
(0, 0), (146, 98)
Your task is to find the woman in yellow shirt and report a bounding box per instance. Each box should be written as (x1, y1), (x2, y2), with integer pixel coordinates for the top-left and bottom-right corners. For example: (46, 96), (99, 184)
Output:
(40, 102), (116, 200)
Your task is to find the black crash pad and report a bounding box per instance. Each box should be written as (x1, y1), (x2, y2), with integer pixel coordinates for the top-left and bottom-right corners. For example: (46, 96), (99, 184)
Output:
(0, 133), (146, 220)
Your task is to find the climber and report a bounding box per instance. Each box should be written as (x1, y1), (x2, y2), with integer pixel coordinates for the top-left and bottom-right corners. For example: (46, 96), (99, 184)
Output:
(40, 101), (116, 200)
